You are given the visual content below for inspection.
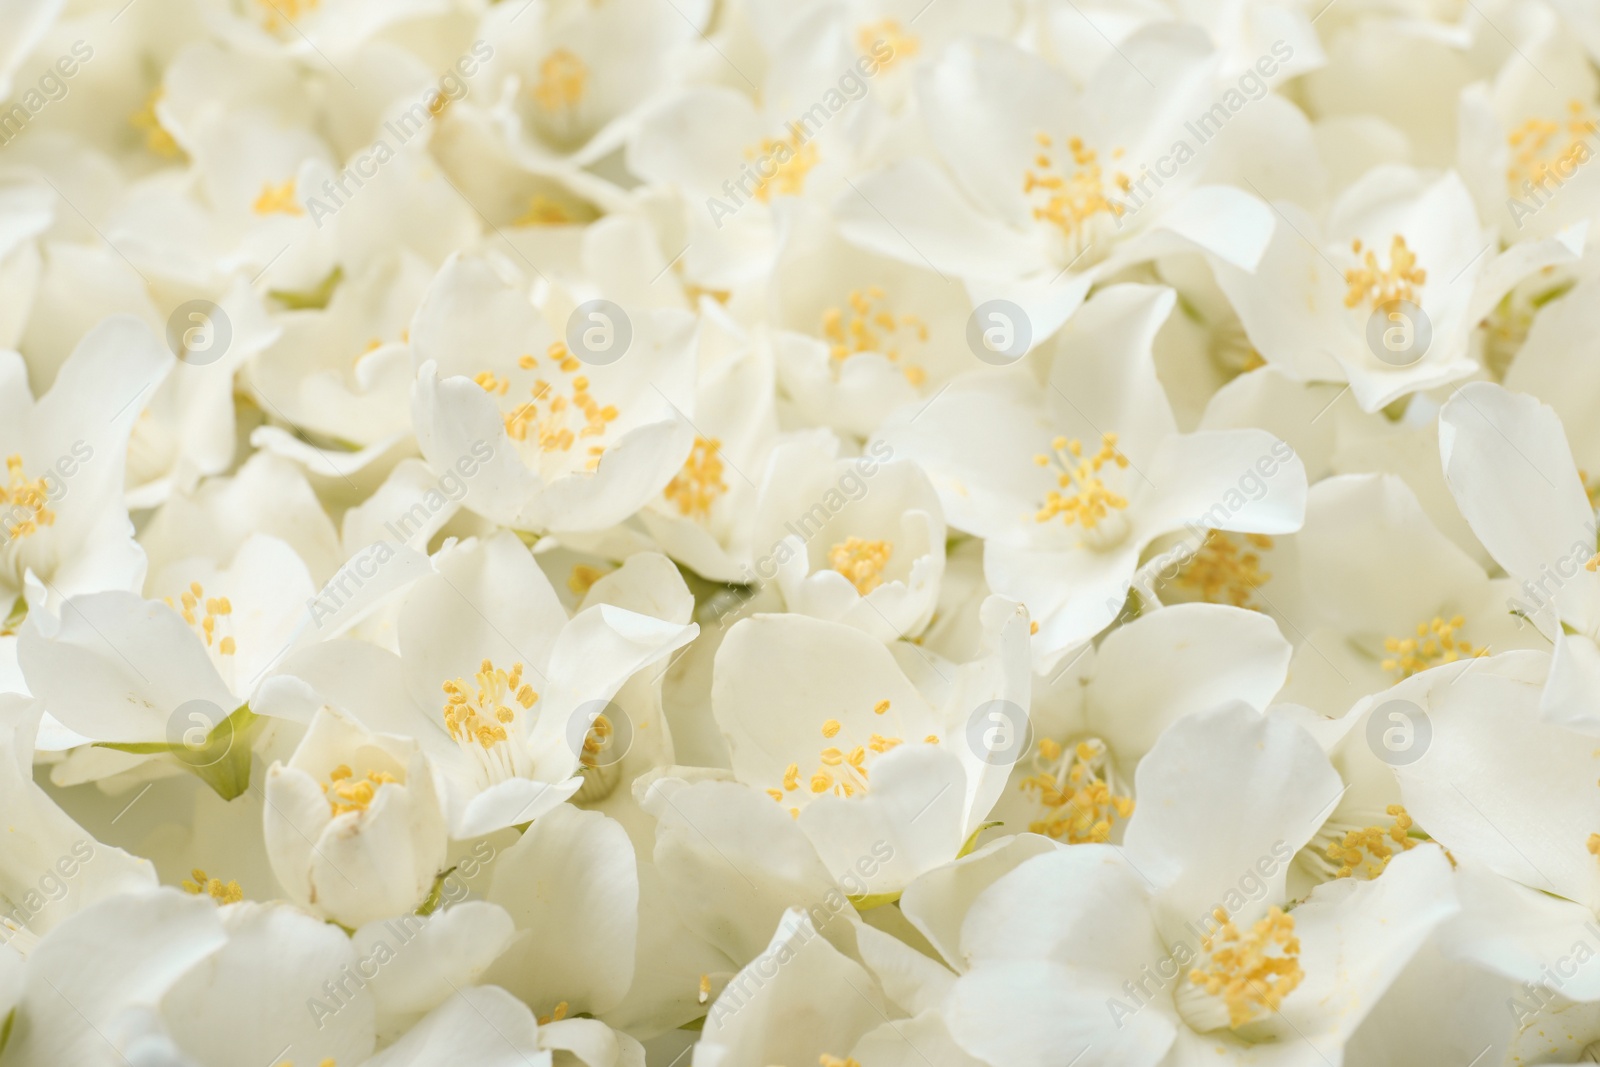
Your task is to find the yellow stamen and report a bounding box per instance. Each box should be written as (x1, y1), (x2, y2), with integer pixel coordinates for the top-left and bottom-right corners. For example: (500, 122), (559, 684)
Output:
(1034, 433), (1129, 531)
(828, 537), (893, 594)
(819, 286), (928, 385)
(1177, 531), (1273, 610)
(1379, 614), (1487, 679)
(1326, 805), (1416, 879)
(532, 49), (586, 113)
(181, 868), (243, 904)
(1343, 235), (1425, 311)
(252, 178), (304, 217)
(1187, 907), (1303, 1029)
(664, 437), (727, 520)
(0, 455), (56, 541)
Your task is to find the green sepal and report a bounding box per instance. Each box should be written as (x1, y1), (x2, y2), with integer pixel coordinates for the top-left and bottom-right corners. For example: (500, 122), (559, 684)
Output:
(98, 704), (260, 801)
(269, 266), (344, 310)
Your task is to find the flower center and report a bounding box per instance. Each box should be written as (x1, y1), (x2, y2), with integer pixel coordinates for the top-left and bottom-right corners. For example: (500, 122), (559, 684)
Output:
(1177, 531), (1272, 610)
(323, 763), (399, 817)
(164, 582), (236, 656)
(130, 89), (180, 158)
(820, 286), (928, 385)
(0, 456), (56, 543)
(820, 1057), (863, 1067)
(828, 537), (893, 594)
(1179, 907), (1303, 1032)
(856, 19), (919, 71)
(1033, 433), (1130, 542)
(537, 1001), (569, 1026)
(767, 701), (919, 816)
(745, 128), (819, 202)
(253, 178), (303, 217)
(1506, 101), (1597, 191)
(1343, 235), (1425, 311)
(1021, 736), (1134, 844)
(1322, 805), (1416, 880)
(1380, 614), (1485, 680)
(182, 868), (242, 904)
(255, 0), (319, 32)
(514, 195), (574, 227)
(475, 342), (619, 469)
(533, 49), (587, 113)
(441, 659), (538, 786)
(1024, 133), (1129, 264)
(664, 437), (727, 520)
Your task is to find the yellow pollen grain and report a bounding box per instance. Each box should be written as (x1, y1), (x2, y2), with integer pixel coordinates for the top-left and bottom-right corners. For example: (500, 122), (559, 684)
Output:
(182, 868), (243, 904)
(441, 659), (535, 752)
(1187, 906), (1303, 1029)
(1023, 131), (1128, 249)
(1177, 531), (1273, 610)
(664, 437), (727, 520)
(819, 286), (928, 384)
(1034, 432), (1129, 530)
(744, 127), (819, 202)
(829, 537), (893, 594)
(253, 178), (304, 217)
(1344, 234), (1425, 311)
(856, 19), (919, 71)
(1327, 804), (1416, 879)
(533, 49), (586, 113)
(0, 455), (57, 542)
(1380, 614), (1487, 680)
(322, 766), (399, 817)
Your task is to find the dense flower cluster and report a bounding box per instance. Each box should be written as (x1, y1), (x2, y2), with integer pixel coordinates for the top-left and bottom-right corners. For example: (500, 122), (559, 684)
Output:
(1, 0), (1598, 1064)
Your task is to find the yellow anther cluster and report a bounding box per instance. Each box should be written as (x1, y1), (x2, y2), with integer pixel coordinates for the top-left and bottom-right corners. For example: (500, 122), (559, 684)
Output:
(857, 19), (919, 70)
(476, 342), (620, 460)
(1188, 906), (1303, 1028)
(579, 712), (614, 769)
(567, 563), (608, 596)
(273, 1060), (335, 1067)
(253, 178), (304, 217)
(537, 1001), (569, 1026)
(533, 49), (587, 113)
(130, 89), (181, 158)
(165, 582), (236, 656)
(1327, 805), (1416, 880)
(820, 286), (929, 386)
(770, 711), (902, 805)
(256, 0), (319, 31)
(1506, 100), (1597, 189)
(1380, 614), (1486, 679)
(820, 1056), (863, 1067)
(1024, 133), (1129, 249)
(182, 868), (243, 904)
(515, 195), (574, 227)
(698, 973), (712, 1004)
(828, 537), (894, 595)
(1177, 531), (1273, 610)
(1034, 433), (1129, 529)
(746, 129), (819, 202)
(1589, 832), (1600, 861)
(1343, 235), (1425, 311)
(442, 659), (538, 751)
(1021, 737), (1134, 844)
(1, 455), (56, 542)
(665, 437), (728, 520)
(323, 764), (399, 817)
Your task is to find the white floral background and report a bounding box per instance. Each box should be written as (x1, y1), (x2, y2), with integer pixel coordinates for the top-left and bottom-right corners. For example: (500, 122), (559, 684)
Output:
(0, 0), (1596, 1064)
